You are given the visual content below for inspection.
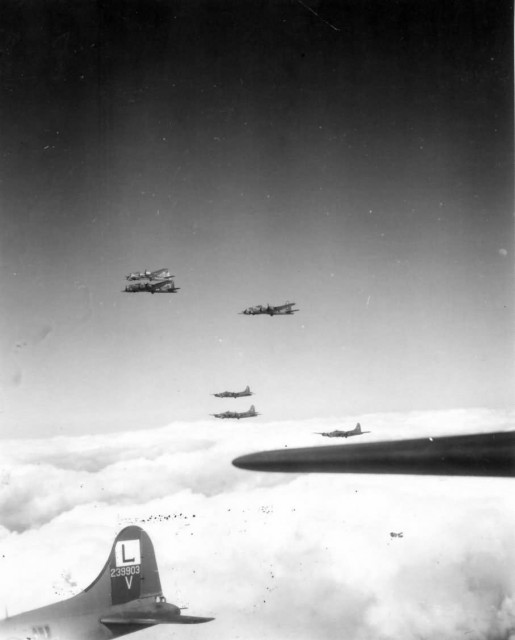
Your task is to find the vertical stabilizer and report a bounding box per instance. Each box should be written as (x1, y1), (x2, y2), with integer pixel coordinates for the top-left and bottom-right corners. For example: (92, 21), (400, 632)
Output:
(355, 423), (362, 433)
(84, 526), (163, 606)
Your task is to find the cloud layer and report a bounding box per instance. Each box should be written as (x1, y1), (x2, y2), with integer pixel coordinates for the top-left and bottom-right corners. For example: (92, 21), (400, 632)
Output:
(0, 408), (514, 640)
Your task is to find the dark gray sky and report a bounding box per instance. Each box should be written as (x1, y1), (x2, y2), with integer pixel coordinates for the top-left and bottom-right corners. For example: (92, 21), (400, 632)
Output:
(1, 0), (513, 437)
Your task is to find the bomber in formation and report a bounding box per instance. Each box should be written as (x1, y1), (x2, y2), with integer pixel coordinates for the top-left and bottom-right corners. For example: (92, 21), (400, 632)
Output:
(240, 301), (298, 316)
(123, 268), (179, 294)
(216, 300), (298, 417)
(315, 423), (370, 438)
(125, 280), (180, 294)
(212, 404), (259, 420)
(213, 386), (253, 399)
(0, 526), (213, 640)
(211, 385), (258, 419)
(126, 268), (174, 281)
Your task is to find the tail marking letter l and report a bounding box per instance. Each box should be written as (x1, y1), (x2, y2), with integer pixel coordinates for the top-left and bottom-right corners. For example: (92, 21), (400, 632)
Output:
(115, 540), (141, 567)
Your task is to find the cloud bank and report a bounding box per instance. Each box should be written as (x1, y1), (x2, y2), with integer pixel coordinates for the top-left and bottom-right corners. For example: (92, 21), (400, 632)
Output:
(0, 407), (514, 640)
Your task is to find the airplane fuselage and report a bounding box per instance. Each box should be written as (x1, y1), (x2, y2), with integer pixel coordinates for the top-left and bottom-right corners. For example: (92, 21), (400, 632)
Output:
(125, 283), (152, 292)
(0, 606), (112, 640)
(0, 599), (128, 640)
(0, 594), (186, 640)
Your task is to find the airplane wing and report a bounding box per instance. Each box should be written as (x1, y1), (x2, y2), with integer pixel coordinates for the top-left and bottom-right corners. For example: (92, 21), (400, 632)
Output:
(149, 280), (170, 291)
(273, 302), (296, 311)
(232, 431), (515, 477)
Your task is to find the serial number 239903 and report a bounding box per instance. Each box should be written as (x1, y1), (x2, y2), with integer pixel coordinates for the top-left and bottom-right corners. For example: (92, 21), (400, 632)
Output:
(111, 565), (141, 577)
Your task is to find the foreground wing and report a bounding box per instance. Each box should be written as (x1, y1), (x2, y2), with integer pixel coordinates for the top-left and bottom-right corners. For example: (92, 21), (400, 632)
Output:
(232, 431), (515, 477)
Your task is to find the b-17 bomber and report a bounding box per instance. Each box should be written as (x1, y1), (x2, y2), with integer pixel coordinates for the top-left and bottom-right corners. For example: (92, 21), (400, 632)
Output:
(0, 526), (213, 640)
(240, 302), (298, 316)
(126, 268), (173, 281)
(212, 405), (259, 420)
(213, 386), (253, 399)
(315, 423), (370, 438)
(124, 280), (180, 294)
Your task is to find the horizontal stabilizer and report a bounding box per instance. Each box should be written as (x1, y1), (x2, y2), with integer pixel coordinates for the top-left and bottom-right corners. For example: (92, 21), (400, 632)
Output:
(101, 609), (214, 626)
(166, 615), (215, 624)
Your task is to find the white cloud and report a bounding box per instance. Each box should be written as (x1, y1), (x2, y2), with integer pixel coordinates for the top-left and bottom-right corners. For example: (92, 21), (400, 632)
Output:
(0, 408), (514, 640)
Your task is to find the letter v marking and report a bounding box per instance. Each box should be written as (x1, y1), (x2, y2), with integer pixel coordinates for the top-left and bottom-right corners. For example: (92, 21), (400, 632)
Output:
(125, 575), (133, 589)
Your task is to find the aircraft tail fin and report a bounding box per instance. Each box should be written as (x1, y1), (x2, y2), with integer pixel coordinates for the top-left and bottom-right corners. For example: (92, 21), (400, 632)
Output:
(355, 423), (362, 434)
(250, 405), (256, 413)
(84, 526), (162, 606)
